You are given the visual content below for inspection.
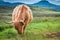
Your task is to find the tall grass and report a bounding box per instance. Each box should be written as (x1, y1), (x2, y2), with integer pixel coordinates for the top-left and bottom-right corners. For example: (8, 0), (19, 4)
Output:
(0, 17), (60, 40)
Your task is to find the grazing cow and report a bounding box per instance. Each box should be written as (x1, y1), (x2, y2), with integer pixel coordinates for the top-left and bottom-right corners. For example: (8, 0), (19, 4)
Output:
(12, 4), (33, 34)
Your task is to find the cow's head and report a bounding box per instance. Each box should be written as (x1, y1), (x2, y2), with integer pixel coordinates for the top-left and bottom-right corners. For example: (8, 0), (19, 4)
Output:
(13, 20), (25, 34)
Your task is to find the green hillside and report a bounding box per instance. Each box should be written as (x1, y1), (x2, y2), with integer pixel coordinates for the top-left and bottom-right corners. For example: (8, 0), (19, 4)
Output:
(0, 6), (60, 40)
(0, 6), (60, 17)
(31, 6), (60, 13)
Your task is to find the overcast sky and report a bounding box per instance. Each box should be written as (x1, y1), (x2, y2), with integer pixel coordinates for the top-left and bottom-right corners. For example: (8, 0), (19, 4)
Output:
(47, 0), (60, 5)
(3, 0), (41, 4)
(2, 0), (60, 5)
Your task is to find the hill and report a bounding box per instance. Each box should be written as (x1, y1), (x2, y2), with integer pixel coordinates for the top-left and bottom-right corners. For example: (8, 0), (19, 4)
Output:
(0, 1), (23, 6)
(30, 0), (60, 11)
(0, 6), (60, 17)
(0, 0), (60, 11)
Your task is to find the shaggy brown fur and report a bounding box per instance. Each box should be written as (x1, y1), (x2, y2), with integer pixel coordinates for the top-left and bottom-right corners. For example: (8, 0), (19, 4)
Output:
(12, 4), (33, 34)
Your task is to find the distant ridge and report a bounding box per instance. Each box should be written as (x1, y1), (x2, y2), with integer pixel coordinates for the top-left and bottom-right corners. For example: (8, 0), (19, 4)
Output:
(0, 0), (60, 11)
(0, 1), (23, 6)
(29, 0), (60, 11)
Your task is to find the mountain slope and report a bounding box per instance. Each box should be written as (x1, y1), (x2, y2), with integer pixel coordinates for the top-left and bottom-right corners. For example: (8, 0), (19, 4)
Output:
(0, 1), (23, 6)
(0, 0), (60, 11)
(30, 0), (60, 11)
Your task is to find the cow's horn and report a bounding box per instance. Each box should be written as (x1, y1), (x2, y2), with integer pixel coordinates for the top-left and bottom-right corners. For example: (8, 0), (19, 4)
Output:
(4, 21), (13, 24)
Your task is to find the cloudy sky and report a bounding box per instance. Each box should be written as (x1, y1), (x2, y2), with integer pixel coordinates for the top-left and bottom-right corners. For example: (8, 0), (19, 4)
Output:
(47, 0), (60, 5)
(3, 0), (41, 4)
(2, 0), (60, 5)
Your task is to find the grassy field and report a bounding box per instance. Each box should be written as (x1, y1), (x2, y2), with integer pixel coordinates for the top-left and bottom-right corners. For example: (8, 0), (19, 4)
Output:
(0, 17), (60, 40)
(0, 6), (60, 40)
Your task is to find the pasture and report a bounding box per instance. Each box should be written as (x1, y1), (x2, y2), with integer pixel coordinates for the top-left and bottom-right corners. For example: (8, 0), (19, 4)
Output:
(0, 6), (60, 40)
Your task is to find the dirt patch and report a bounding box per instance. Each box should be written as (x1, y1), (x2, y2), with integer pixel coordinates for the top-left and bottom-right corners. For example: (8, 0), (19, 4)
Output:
(43, 32), (60, 38)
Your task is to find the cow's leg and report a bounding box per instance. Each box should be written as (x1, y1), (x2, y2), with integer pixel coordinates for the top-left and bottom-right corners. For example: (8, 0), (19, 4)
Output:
(22, 19), (29, 33)
(22, 24), (26, 34)
(23, 15), (32, 33)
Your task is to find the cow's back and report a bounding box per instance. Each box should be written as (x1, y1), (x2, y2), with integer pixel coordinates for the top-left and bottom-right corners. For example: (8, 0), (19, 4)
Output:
(12, 4), (33, 24)
(12, 5), (23, 22)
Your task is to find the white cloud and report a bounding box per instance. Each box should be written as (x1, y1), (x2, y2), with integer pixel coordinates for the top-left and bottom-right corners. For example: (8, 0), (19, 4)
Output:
(3, 0), (42, 4)
(47, 0), (60, 5)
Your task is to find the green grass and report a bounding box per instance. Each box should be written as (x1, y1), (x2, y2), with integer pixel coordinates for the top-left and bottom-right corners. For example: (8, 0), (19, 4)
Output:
(0, 6), (60, 17)
(0, 17), (60, 40)
(0, 6), (60, 40)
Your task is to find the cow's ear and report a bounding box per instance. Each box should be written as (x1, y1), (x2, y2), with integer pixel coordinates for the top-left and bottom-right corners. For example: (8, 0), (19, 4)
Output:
(19, 20), (25, 25)
(20, 22), (24, 25)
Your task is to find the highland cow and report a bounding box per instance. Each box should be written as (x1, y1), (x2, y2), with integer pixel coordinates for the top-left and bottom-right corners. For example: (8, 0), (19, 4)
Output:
(12, 4), (33, 34)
